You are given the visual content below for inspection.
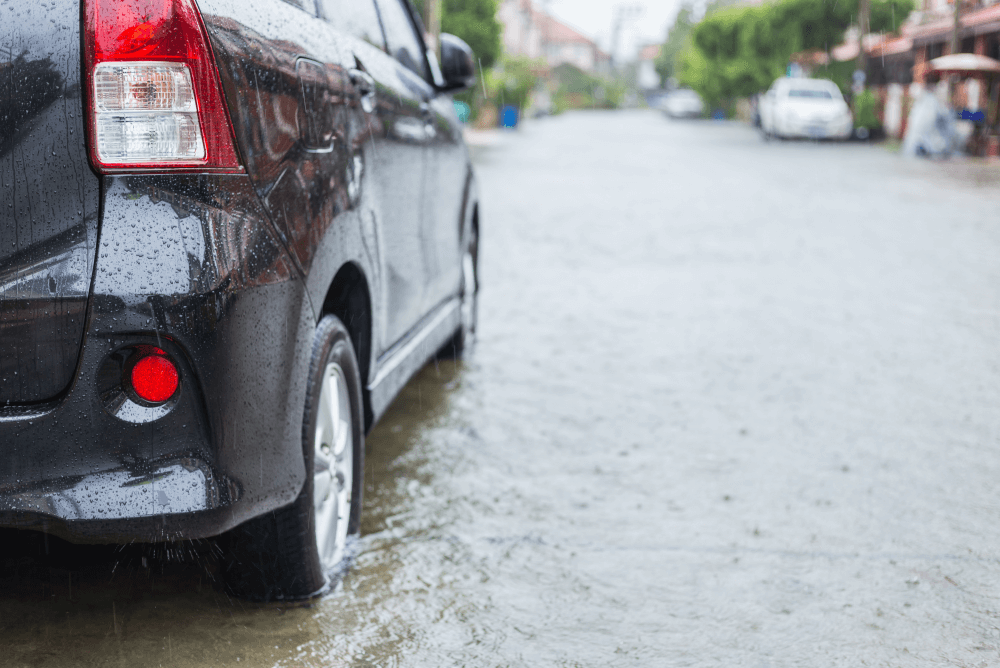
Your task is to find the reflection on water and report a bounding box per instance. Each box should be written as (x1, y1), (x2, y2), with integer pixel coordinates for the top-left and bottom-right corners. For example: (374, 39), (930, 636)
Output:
(0, 360), (465, 668)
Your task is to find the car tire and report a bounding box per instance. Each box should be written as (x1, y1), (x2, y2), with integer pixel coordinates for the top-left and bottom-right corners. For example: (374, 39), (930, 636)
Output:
(440, 223), (479, 359)
(220, 315), (364, 601)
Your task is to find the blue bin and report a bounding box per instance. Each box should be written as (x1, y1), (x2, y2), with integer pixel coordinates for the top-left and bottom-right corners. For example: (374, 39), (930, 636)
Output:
(500, 105), (519, 128)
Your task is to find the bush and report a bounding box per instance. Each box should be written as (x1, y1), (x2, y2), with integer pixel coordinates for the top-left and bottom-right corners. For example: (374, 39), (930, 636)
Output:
(854, 89), (881, 130)
(551, 63), (628, 111)
(485, 55), (542, 111)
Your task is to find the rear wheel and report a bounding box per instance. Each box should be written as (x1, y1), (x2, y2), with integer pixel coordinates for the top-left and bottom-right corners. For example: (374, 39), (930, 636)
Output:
(221, 315), (363, 601)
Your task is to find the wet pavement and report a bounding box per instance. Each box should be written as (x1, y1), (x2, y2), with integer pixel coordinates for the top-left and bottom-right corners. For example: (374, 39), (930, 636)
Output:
(5, 110), (1000, 666)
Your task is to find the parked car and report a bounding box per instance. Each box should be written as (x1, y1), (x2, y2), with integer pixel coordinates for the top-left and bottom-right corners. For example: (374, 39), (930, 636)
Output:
(661, 88), (705, 118)
(0, 0), (480, 601)
(759, 78), (853, 140)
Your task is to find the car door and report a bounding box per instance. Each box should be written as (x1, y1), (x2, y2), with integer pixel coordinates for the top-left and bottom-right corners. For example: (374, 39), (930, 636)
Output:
(374, 0), (463, 314)
(422, 83), (466, 313)
(321, 0), (433, 350)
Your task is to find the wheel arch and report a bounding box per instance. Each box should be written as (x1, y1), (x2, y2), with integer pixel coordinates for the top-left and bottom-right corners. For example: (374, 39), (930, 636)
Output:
(459, 166), (480, 250)
(320, 262), (374, 430)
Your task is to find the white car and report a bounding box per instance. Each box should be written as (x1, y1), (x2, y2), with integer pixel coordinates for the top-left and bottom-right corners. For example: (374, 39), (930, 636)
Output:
(759, 78), (853, 140)
(662, 88), (704, 118)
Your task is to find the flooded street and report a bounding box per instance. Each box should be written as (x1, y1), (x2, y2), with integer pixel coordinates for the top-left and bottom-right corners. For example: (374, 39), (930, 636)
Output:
(6, 110), (1000, 666)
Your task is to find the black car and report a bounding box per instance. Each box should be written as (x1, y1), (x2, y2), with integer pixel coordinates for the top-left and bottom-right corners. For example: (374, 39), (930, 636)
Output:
(0, 0), (480, 600)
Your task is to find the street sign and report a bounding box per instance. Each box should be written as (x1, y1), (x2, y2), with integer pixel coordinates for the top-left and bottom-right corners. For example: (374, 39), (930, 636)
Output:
(852, 69), (867, 85)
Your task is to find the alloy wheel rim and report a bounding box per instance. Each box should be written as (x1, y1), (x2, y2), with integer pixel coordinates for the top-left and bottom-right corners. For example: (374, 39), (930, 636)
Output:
(313, 361), (353, 574)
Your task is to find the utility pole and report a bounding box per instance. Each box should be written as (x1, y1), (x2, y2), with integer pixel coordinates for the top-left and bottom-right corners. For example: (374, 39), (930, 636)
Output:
(949, 0), (962, 99)
(540, 0), (552, 64)
(855, 0), (870, 81)
(423, 0), (442, 57)
(951, 0), (961, 55)
(851, 0), (871, 126)
(609, 4), (643, 72)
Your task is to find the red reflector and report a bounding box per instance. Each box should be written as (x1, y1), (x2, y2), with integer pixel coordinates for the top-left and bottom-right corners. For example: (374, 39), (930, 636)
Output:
(84, 0), (242, 173)
(131, 355), (180, 404)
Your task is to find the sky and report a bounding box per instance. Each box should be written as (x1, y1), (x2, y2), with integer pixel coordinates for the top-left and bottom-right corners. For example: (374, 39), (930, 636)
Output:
(544, 0), (683, 61)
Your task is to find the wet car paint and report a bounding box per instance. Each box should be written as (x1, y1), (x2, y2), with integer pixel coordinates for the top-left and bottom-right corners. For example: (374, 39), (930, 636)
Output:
(0, 173), (312, 543)
(0, 0), (101, 404)
(200, 0), (468, 352)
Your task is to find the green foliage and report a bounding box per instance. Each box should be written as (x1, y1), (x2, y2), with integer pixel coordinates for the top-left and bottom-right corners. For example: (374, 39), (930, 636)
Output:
(678, 0), (914, 108)
(854, 88), (881, 129)
(550, 63), (627, 110)
(811, 57), (856, 94)
(655, 5), (694, 82)
(411, 0), (502, 69)
(679, 3), (787, 107)
(870, 0), (912, 34)
(441, 0), (502, 69)
(485, 54), (542, 111)
(552, 63), (597, 95)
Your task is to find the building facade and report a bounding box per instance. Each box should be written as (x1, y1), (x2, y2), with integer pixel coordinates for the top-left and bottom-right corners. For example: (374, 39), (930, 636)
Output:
(497, 0), (609, 73)
(825, 0), (1000, 146)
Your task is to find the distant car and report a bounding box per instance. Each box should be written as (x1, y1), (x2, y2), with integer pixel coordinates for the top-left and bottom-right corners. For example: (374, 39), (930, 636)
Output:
(759, 78), (853, 140)
(662, 89), (704, 118)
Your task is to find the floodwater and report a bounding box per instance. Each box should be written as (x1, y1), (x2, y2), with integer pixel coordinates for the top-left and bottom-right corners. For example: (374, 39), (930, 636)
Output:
(5, 111), (1000, 666)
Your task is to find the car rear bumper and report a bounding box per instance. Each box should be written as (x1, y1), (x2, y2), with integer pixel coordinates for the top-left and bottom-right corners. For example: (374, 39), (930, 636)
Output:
(780, 117), (853, 139)
(0, 175), (315, 543)
(665, 109), (703, 118)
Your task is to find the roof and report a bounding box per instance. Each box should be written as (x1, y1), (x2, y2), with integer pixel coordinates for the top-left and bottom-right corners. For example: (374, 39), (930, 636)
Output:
(639, 44), (661, 61)
(909, 16), (956, 41)
(791, 50), (831, 65)
(868, 35), (913, 58)
(832, 42), (859, 61)
(910, 4), (1000, 43)
(533, 11), (596, 45)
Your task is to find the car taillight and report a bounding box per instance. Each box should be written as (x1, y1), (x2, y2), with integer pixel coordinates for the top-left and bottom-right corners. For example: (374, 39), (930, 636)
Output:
(83, 0), (243, 173)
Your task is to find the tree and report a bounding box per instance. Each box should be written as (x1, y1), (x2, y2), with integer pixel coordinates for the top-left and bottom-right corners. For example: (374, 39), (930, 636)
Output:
(485, 54), (541, 110)
(656, 0), (743, 85)
(411, 0), (502, 69)
(655, 4), (694, 83)
(679, 0), (913, 108)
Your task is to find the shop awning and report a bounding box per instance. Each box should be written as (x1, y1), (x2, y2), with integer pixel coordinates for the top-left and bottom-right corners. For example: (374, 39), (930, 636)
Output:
(928, 53), (1000, 73)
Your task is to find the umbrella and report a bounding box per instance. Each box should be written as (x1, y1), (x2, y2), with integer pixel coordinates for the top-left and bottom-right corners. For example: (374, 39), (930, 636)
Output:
(927, 53), (1000, 73)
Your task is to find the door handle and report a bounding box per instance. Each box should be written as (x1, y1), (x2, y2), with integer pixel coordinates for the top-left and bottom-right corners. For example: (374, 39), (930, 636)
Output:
(348, 68), (376, 113)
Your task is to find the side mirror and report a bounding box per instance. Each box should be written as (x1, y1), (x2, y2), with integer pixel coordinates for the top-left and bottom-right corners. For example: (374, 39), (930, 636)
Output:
(439, 33), (475, 92)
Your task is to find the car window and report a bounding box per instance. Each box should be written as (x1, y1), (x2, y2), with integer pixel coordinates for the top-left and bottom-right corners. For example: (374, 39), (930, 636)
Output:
(788, 89), (833, 99)
(373, 0), (430, 81)
(318, 0), (386, 49)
